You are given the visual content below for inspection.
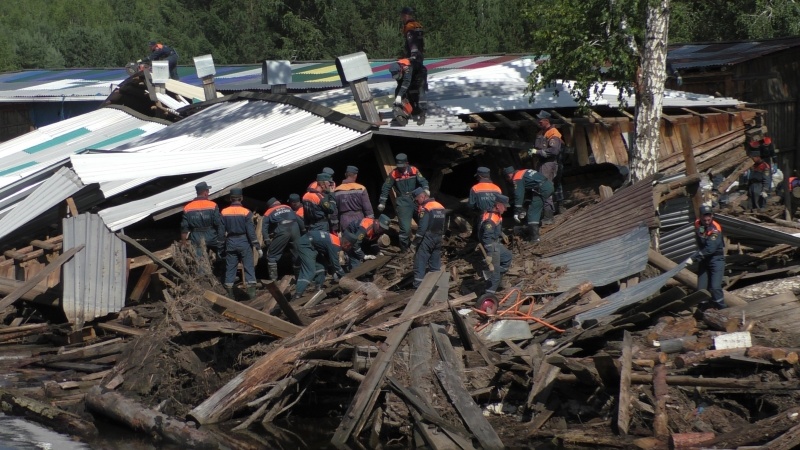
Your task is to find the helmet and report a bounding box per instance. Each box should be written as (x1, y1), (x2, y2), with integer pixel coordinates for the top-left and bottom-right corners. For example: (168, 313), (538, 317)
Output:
(699, 205), (713, 216)
(400, 6), (415, 15)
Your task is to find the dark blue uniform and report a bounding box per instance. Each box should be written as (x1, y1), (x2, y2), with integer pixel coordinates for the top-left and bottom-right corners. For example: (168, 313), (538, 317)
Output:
(303, 190), (337, 233)
(345, 217), (383, 271)
(262, 203), (304, 264)
(694, 219), (725, 308)
(479, 211), (512, 294)
(412, 199), (446, 287)
(143, 44), (179, 80)
(294, 235), (319, 298)
(308, 230), (346, 283)
(221, 202), (258, 288)
(380, 166), (428, 250)
(511, 169), (554, 224)
(181, 197), (225, 258)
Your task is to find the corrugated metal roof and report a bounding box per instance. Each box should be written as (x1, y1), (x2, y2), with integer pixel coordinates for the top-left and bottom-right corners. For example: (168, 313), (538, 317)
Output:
(540, 178), (658, 257)
(574, 259), (689, 327)
(0, 107), (168, 189)
(668, 37), (800, 70)
(0, 167), (83, 242)
(62, 213), (126, 329)
(95, 97), (370, 230)
(658, 197), (697, 262)
(715, 214), (800, 248)
(543, 225), (650, 292)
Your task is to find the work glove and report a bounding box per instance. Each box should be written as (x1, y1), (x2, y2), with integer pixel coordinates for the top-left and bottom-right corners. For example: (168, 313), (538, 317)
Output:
(514, 214), (521, 224)
(761, 191), (769, 199)
(685, 257), (694, 266)
(332, 272), (341, 283)
(377, 203), (385, 212)
(364, 255), (377, 260)
(518, 211), (526, 219)
(424, 188), (430, 196)
(394, 96), (403, 106)
(256, 248), (263, 259)
(136, 59), (142, 63)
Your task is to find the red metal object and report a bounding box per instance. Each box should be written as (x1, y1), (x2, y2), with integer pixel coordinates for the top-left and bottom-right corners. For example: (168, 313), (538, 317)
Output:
(473, 288), (564, 333)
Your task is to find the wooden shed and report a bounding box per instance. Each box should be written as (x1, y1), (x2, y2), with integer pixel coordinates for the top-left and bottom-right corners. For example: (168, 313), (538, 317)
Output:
(667, 36), (800, 170)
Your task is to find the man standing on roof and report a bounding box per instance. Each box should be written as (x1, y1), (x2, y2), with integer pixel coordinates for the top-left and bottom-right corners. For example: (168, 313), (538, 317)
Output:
(181, 181), (225, 268)
(262, 197), (305, 281)
(412, 188), (446, 288)
(479, 194), (512, 295)
(504, 166), (554, 243)
(334, 166), (374, 232)
(686, 205), (725, 310)
(141, 41), (179, 80)
(530, 111), (563, 225)
(378, 153), (429, 251)
(345, 214), (391, 271)
(304, 173), (338, 233)
(399, 6), (424, 64)
(221, 188), (260, 300)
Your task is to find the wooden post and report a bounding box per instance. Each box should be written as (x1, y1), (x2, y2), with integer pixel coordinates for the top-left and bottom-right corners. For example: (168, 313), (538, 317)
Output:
(653, 364), (669, 439)
(679, 122), (702, 218)
(617, 331), (633, 435)
(0, 245), (84, 311)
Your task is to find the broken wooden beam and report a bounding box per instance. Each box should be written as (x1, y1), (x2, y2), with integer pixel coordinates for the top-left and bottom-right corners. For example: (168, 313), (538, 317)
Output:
(710, 406), (800, 448)
(617, 330), (633, 435)
(0, 388), (98, 439)
(202, 290), (302, 338)
(0, 245), (84, 311)
(264, 281), (303, 325)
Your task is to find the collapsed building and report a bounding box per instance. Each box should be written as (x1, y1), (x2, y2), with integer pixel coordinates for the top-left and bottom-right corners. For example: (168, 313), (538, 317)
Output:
(0, 50), (800, 449)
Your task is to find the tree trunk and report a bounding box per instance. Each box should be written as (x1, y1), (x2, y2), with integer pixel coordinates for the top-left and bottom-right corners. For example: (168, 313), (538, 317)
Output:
(631, 0), (670, 181)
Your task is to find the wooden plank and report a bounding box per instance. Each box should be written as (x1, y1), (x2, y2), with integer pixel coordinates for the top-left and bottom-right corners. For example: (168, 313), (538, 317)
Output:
(469, 114), (496, 131)
(30, 239), (59, 251)
(129, 264), (157, 302)
(433, 360), (505, 449)
(0, 245), (84, 311)
(65, 197), (79, 217)
(617, 330), (633, 435)
(587, 124), (608, 163)
(598, 126), (619, 165)
(573, 124), (590, 166)
(493, 112), (519, 130)
(202, 290), (301, 338)
(96, 322), (147, 337)
(609, 123), (629, 165)
(128, 247), (173, 270)
(264, 281), (303, 326)
(331, 271), (445, 448)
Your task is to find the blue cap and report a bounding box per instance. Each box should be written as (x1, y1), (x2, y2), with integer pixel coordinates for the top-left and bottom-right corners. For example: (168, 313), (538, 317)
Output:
(475, 167), (490, 176)
(346, 165), (359, 174)
(378, 214), (390, 230)
(288, 193), (301, 202)
(412, 187), (426, 198)
(266, 197), (279, 206)
(195, 181), (211, 192)
(396, 153), (408, 163)
(317, 173), (332, 182)
(503, 166), (515, 176)
(230, 188), (243, 196)
(536, 110), (551, 120)
(495, 194), (510, 206)
(323, 167), (335, 175)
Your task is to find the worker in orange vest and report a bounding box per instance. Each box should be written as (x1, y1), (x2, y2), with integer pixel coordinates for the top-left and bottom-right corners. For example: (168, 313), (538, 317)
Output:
(221, 188), (260, 299)
(531, 111), (563, 224)
(412, 187), (446, 288)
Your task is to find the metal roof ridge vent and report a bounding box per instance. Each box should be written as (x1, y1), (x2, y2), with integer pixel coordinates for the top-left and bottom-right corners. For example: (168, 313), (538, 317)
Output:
(262, 60), (292, 94)
(194, 54), (218, 101)
(335, 52), (379, 124)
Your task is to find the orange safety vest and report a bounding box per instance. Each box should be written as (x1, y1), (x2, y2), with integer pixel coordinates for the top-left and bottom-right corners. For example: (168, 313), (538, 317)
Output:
(358, 217), (377, 240)
(481, 212), (502, 226)
(472, 182), (502, 194)
(184, 199), (217, 212)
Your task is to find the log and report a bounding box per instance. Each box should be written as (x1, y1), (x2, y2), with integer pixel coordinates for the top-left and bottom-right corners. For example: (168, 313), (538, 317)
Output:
(556, 373), (800, 390)
(85, 386), (218, 448)
(746, 346), (799, 364)
(669, 432), (715, 449)
(646, 317), (697, 342)
(647, 249), (746, 307)
(0, 245), (84, 311)
(702, 308), (740, 332)
(674, 348), (746, 368)
(710, 406), (800, 448)
(653, 365), (669, 439)
(202, 290), (302, 338)
(0, 388), (98, 439)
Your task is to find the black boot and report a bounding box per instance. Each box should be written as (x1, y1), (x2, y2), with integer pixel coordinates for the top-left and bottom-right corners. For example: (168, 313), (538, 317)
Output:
(527, 224), (540, 243)
(246, 285), (257, 300)
(268, 263), (278, 281)
(542, 207), (554, 225)
(225, 285), (235, 299)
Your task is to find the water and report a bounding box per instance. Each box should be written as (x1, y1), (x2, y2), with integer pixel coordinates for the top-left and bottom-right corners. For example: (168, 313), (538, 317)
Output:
(0, 414), (89, 450)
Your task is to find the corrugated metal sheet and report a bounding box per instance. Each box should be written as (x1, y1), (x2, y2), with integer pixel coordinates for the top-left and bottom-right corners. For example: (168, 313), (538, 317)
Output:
(540, 178), (658, 257)
(62, 213), (126, 329)
(574, 260), (689, 327)
(715, 214), (800, 248)
(96, 98), (370, 230)
(0, 107), (167, 190)
(543, 225), (650, 292)
(668, 37), (800, 70)
(658, 197), (697, 262)
(0, 167), (83, 242)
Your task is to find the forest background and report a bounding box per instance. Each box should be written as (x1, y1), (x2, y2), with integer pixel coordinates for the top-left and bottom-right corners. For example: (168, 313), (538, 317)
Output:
(0, 0), (799, 72)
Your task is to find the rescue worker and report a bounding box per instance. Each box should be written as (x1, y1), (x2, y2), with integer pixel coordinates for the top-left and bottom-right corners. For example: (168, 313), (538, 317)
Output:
(746, 149), (770, 210)
(504, 166), (554, 243)
(686, 205), (725, 310)
(389, 58), (428, 125)
(530, 110), (563, 225)
(469, 167), (503, 214)
(345, 214), (391, 271)
(180, 181), (225, 266)
(288, 193), (304, 221)
(262, 197), (305, 281)
(334, 165), (374, 232)
(399, 6), (424, 64)
(304, 173), (338, 232)
(411, 187), (446, 288)
(141, 41), (179, 80)
(308, 167), (336, 192)
(221, 188), (260, 300)
(479, 194), (513, 295)
(307, 229), (349, 287)
(293, 234), (319, 299)
(378, 153), (429, 251)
